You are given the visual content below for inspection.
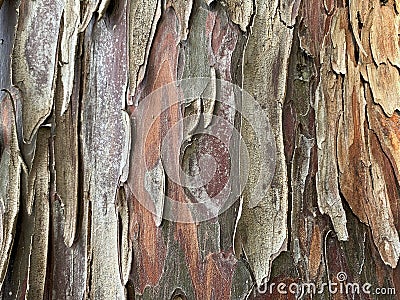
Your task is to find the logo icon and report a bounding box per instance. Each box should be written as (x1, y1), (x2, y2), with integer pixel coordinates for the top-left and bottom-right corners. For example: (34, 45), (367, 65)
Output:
(129, 78), (276, 223)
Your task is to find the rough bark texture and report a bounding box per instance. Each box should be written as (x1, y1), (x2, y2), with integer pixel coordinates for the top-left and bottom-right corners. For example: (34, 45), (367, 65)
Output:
(0, 0), (399, 299)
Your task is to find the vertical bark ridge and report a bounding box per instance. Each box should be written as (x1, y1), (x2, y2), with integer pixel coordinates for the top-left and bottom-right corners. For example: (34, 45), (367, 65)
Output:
(0, 0), (399, 298)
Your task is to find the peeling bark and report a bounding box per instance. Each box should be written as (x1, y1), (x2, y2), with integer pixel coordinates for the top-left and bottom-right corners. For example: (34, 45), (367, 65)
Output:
(81, 2), (128, 297)
(1, 0), (400, 298)
(128, 0), (161, 104)
(234, 0), (293, 286)
(25, 128), (50, 300)
(223, 0), (254, 31)
(12, 0), (63, 142)
(0, 93), (23, 290)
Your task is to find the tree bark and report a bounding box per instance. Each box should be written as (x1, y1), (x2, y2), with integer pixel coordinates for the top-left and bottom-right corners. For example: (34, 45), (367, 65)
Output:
(0, 0), (399, 299)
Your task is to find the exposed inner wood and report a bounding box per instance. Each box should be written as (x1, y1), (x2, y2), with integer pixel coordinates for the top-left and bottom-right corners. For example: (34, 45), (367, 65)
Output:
(0, 0), (399, 298)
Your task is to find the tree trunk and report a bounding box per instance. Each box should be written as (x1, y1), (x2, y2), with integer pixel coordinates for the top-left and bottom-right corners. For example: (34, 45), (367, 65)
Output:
(0, 0), (399, 299)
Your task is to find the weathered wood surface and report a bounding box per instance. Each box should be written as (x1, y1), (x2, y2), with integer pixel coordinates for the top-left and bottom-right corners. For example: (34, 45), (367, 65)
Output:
(0, 0), (399, 299)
